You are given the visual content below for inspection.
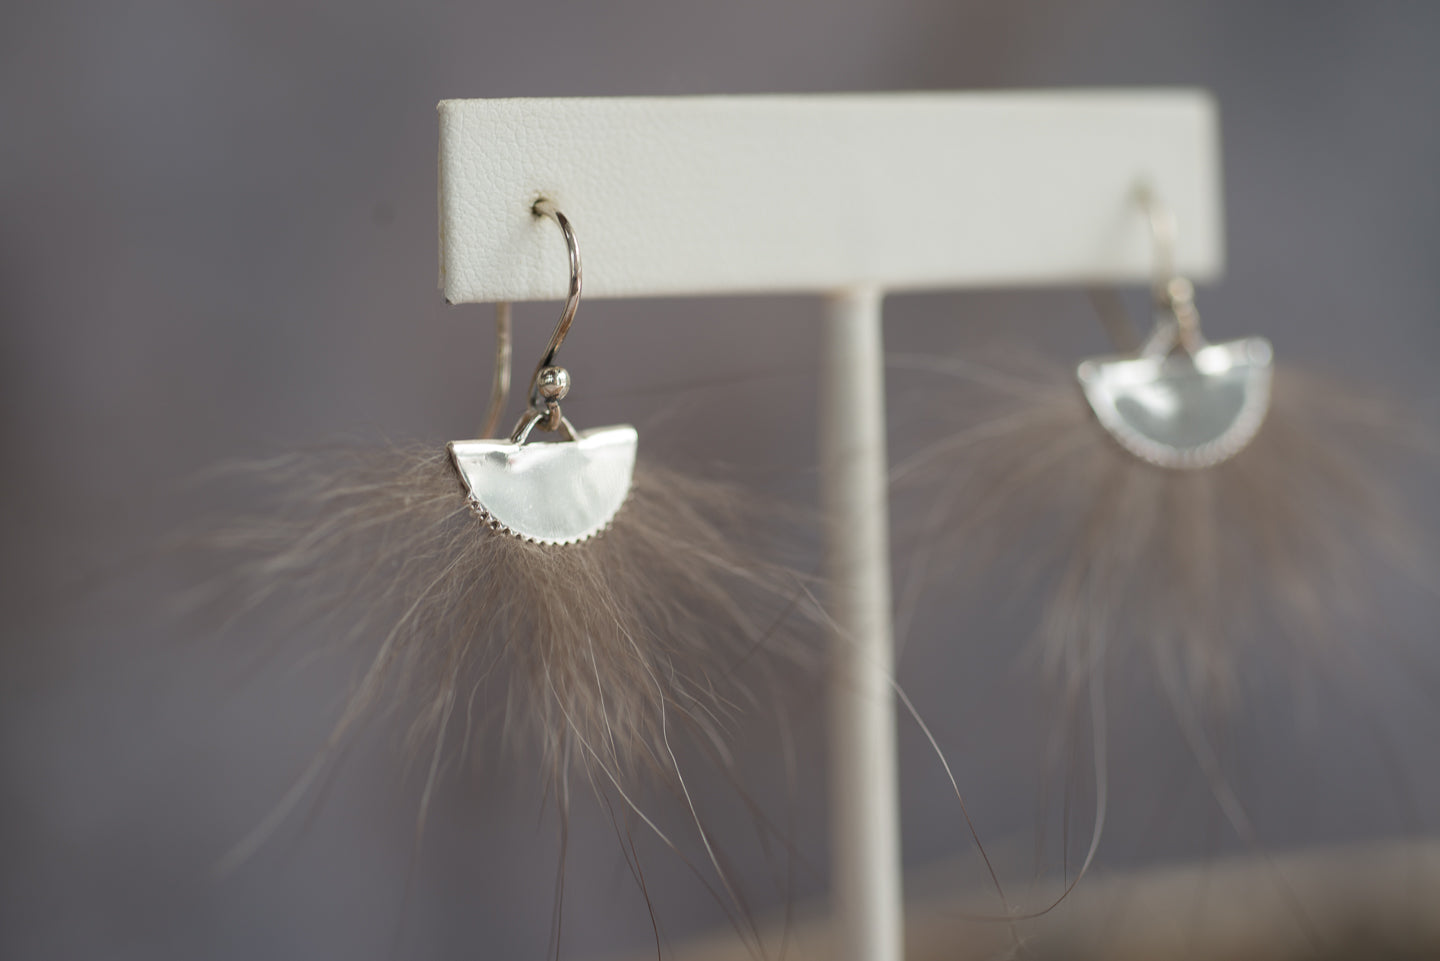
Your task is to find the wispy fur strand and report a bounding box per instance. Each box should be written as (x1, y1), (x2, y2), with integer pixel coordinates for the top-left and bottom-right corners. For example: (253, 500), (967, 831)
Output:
(892, 353), (1438, 714)
(202, 445), (820, 811)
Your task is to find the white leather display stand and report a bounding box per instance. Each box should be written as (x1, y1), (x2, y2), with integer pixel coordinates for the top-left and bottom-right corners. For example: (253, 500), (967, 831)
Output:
(437, 91), (1224, 961)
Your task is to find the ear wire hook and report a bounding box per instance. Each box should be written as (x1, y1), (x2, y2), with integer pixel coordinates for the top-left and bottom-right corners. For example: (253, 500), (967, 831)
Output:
(510, 198), (582, 443)
(529, 199), (582, 387)
(1135, 183), (1205, 355)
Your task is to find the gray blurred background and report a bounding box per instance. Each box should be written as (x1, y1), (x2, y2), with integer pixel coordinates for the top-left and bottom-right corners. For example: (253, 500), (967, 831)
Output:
(3, 2), (1439, 959)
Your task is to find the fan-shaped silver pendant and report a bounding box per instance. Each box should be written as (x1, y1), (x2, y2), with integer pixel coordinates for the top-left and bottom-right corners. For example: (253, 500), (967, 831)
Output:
(448, 425), (637, 544)
(1077, 337), (1273, 469)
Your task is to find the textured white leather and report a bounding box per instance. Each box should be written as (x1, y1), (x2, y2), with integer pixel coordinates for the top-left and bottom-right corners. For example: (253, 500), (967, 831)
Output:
(438, 91), (1223, 303)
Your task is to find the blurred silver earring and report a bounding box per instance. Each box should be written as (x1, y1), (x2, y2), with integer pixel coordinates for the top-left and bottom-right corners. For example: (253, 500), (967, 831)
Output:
(1077, 186), (1273, 470)
(892, 183), (1435, 720)
(883, 184), (1440, 909)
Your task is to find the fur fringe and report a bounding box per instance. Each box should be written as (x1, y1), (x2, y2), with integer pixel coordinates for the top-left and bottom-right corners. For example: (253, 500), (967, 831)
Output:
(201, 445), (820, 802)
(891, 353), (1438, 714)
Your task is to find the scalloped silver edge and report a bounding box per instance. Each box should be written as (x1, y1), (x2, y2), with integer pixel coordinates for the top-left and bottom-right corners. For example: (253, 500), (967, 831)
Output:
(460, 488), (633, 546)
(1077, 337), (1273, 471)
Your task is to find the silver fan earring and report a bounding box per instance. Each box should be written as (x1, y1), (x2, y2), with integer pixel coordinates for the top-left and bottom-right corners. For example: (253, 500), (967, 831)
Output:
(885, 183), (1438, 916)
(208, 200), (819, 870)
(893, 182), (1433, 720)
(1077, 186), (1273, 469)
(449, 201), (637, 544)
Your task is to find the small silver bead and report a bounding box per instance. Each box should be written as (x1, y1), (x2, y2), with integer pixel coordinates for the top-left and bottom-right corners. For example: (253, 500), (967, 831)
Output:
(536, 366), (571, 401)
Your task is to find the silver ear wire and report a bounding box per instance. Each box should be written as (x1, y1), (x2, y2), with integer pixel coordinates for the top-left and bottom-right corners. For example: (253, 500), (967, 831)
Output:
(1135, 183), (1204, 357)
(449, 199), (637, 542)
(510, 199), (583, 443)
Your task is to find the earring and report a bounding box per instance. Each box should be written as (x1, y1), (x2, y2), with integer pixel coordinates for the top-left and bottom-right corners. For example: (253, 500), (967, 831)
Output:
(449, 201), (638, 545)
(1077, 187), (1273, 471)
(893, 184), (1436, 722)
(208, 200), (817, 869)
(881, 186), (1439, 910)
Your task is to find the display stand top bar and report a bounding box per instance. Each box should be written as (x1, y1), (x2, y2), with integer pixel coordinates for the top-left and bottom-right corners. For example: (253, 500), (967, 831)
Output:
(438, 90), (1222, 304)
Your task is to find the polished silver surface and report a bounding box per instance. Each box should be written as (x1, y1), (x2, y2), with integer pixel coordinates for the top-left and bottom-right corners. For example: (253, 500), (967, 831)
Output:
(448, 424), (638, 544)
(534, 365), (570, 401)
(1078, 336), (1273, 469)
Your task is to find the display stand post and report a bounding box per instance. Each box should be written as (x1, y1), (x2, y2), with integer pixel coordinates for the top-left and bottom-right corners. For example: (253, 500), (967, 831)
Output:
(821, 285), (903, 961)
